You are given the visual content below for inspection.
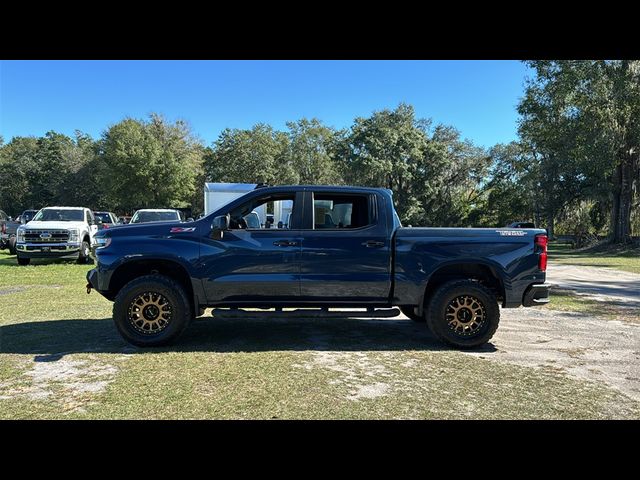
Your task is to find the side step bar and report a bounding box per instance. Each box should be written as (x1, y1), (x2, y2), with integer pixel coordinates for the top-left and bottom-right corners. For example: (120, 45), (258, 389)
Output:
(211, 307), (401, 319)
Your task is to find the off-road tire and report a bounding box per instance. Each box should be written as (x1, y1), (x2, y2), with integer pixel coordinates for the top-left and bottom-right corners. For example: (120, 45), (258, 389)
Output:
(426, 279), (499, 349)
(113, 274), (192, 347)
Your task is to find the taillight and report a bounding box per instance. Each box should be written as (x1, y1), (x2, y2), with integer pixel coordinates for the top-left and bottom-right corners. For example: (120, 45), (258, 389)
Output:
(535, 234), (548, 272)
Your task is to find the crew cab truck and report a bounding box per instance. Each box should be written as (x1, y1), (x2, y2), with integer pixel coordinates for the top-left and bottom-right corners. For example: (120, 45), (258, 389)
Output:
(16, 207), (99, 265)
(87, 185), (550, 349)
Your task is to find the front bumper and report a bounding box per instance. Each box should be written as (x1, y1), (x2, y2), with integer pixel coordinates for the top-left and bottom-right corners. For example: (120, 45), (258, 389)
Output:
(522, 283), (551, 307)
(16, 242), (80, 259)
(87, 268), (99, 290)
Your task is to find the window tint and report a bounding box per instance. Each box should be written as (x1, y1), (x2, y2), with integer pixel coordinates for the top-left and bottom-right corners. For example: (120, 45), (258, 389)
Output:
(131, 211), (181, 223)
(95, 212), (113, 223)
(312, 194), (371, 229)
(33, 209), (84, 222)
(228, 194), (295, 230)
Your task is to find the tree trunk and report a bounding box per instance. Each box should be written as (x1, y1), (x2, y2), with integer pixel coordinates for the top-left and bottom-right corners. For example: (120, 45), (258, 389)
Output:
(546, 212), (555, 240)
(609, 151), (633, 244)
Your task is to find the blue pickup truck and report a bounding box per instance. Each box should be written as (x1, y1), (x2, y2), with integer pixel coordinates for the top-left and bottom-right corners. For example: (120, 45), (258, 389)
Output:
(87, 185), (550, 349)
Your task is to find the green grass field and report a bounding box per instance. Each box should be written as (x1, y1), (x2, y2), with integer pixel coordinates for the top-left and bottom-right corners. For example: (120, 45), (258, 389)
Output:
(549, 243), (640, 274)
(1, 251), (638, 419)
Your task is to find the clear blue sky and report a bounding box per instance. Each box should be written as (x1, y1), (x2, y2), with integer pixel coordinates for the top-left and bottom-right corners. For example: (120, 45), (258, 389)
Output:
(0, 60), (532, 148)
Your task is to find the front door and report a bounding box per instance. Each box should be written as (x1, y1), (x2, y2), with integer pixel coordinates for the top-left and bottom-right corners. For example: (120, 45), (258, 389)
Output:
(200, 191), (302, 303)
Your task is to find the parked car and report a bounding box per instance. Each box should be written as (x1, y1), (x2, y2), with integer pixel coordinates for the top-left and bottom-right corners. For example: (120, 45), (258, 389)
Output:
(93, 211), (119, 230)
(130, 209), (183, 224)
(16, 206), (99, 265)
(508, 221), (536, 229)
(5, 209), (41, 254)
(87, 185), (550, 349)
(0, 209), (11, 252)
(16, 209), (39, 224)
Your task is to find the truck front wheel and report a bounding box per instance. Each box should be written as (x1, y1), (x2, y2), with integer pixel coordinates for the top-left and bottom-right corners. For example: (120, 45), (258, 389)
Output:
(77, 240), (91, 264)
(426, 280), (499, 349)
(112, 274), (192, 347)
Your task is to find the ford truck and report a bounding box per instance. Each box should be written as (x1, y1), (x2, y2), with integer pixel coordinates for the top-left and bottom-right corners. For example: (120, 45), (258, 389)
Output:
(16, 206), (99, 265)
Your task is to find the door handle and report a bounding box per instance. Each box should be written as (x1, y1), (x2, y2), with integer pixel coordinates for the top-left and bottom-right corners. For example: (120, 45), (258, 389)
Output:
(273, 240), (299, 247)
(362, 240), (385, 248)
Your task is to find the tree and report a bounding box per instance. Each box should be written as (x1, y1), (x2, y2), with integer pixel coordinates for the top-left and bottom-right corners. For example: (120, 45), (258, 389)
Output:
(339, 104), (430, 222)
(519, 60), (640, 243)
(0, 136), (39, 215)
(284, 118), (342, 185)
(473, 142), (541, 228)
(98, 114), (203, 213)
(338, 104), (488, 226)
(205, 124), (295, 185)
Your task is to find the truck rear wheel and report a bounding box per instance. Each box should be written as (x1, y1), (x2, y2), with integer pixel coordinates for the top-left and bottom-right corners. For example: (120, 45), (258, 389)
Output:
(426, 280), (499, 349)
(400, 306), (425, 322)
(113, 274), (192, 347)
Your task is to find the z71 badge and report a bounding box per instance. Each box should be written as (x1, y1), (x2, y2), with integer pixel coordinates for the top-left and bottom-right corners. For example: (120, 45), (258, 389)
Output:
(170, 227), (196, 233)
(497, 230), (527, 236)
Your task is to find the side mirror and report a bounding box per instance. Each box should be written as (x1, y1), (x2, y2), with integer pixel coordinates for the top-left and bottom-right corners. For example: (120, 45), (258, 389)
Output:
(211, 214), (229, 240)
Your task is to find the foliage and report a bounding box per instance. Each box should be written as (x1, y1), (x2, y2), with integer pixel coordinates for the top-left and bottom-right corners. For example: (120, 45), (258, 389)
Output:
(0, 88), (637, 235)
(518, 60), (640, 242)
(97, 114), (203, 213)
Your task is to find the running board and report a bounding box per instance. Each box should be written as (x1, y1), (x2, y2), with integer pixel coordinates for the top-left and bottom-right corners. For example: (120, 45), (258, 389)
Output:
(210, 307), (401, 319)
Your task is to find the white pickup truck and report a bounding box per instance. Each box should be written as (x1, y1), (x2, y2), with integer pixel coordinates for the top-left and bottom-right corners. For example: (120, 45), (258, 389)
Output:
(15, 207), (99, 265)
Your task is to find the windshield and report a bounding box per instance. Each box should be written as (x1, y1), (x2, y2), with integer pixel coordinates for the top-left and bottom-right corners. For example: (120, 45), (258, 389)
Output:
(33, 208), (84, 222)
(23, 210), (37, 222)
(131, 210), (180, 223)
(95, 213), (113, 223)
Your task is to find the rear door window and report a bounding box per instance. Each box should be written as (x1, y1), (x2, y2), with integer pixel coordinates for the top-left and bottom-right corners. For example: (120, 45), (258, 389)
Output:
(312, 193), (372, 229)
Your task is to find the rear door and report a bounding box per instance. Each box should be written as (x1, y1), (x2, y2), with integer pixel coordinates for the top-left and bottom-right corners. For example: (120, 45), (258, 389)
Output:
(299, 190), (392, 302)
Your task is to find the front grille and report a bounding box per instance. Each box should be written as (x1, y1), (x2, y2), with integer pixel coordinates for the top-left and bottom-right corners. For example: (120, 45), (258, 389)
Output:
(24, 229), (70, 243)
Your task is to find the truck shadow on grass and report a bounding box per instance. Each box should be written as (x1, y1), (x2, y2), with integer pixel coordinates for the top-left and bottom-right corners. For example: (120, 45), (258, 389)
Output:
(0, 256), (89, 267)
(0, 316), (497, 358)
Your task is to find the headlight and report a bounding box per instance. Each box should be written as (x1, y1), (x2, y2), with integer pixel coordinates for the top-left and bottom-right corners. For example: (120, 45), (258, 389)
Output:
(17, 227), (25, 243)
(68, 228), (79, 242)
(95, 236), (111, 248)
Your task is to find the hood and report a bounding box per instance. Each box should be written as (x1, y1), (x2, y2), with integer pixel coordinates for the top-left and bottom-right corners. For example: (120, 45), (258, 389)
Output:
(105, 220), (195, 237)
(22, 221), (87, 231)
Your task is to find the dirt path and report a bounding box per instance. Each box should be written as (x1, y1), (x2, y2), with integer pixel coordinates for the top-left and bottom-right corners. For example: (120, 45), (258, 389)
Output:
(546, 264), (640, 304)
(454, 307), (640, 401)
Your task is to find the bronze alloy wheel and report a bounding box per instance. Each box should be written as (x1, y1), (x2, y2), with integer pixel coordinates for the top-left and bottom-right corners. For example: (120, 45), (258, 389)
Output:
(127, 291), (173, 334)
(445, 295), (486, 337)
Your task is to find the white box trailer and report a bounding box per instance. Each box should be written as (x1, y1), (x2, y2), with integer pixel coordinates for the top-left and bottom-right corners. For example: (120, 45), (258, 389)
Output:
(204, 183), (257, 216)
(204, 182), (292, 228)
